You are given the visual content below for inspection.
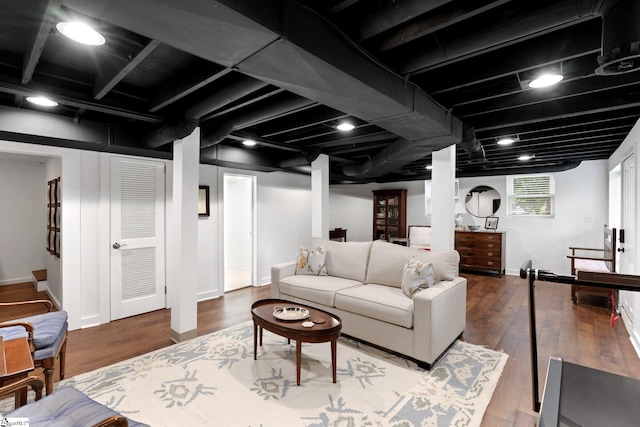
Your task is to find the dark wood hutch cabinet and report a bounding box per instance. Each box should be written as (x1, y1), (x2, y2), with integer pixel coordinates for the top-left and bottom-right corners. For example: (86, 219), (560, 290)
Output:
(373, 189), (407, 241)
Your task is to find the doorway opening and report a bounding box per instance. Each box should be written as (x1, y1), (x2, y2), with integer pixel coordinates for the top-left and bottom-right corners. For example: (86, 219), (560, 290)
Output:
(223, 174), (256, 292)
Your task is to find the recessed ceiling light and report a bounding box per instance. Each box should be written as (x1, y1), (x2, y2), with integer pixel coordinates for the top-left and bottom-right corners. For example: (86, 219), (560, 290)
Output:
(336, 123), (355, 131)
(26, 96), (58, 107)
(242, 139), (257, 146)
(425, 165), (433, 170)
(518, 154), (535, 161)
(529, 73), (563, 88)
(497, 137), (516, 145)
(56, 21), (106, 46)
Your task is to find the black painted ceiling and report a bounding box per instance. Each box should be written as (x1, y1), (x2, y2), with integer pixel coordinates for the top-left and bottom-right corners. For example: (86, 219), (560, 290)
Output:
(1, 0), (639, 183)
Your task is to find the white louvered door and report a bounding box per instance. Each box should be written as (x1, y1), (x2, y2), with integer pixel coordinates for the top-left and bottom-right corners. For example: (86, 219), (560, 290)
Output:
(110, 157), (166, 320)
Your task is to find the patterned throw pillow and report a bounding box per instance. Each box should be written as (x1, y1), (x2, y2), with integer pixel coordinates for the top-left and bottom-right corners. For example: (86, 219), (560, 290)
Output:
(401, 257), (435, 298)
(295, 246), (328, 276)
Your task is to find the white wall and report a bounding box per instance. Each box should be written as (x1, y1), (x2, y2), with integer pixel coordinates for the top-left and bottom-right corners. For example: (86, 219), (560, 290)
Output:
(45, 156), (63, 306)
(218, 168), (312, 286)
(329, 160), (609, 275)
(0, 139), (313, 331)
(0, 141), (83, 328)
(0, 135), (612, 331)
(197, 165), (220, 300)
(0, 156), (46, 284)
(329, 180), (428, 242)
(458, 161), (608, 275)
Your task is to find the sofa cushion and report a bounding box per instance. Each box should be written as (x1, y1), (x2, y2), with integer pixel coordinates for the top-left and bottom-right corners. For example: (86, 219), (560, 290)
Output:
(401, 257), (435, 298)
(412, 249), (459, 281)
(335, 284), (414, 328)
(366, 240), (459, 287)
(280, 275), (363, 307)
(295, 245), (327, 276)
(311, 238), (372, 283)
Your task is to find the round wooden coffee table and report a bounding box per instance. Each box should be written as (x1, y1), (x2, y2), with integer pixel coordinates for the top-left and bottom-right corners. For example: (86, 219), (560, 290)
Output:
(251, 299), (342, 385)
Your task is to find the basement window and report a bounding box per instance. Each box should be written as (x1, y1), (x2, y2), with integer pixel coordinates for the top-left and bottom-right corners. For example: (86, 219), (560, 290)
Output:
(507, 174), (555, 217)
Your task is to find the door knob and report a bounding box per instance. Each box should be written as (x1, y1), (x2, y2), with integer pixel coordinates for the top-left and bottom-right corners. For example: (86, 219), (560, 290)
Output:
(113, 242), (128, 249)
(617, 247), (625, 253)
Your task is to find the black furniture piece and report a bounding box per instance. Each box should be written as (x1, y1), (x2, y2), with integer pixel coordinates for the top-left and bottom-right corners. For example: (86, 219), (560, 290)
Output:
(329, 228), (347, 242)
(520, 260), (640, 420)
(539, 356), (640, 427)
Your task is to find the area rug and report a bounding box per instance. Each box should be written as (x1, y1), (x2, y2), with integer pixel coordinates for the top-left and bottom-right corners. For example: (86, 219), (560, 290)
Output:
(5, 321), (508, 426)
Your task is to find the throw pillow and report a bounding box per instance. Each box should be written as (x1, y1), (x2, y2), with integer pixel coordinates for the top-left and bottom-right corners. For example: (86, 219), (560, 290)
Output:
(401, 257), (435, 298)
(295, 245), (328, 276)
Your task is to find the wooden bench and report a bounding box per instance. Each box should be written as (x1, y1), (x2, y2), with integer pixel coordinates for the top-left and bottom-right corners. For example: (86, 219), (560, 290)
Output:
(567, 227), (616, 304)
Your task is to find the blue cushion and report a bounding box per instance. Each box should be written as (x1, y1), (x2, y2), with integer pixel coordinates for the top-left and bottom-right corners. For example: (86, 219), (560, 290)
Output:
(7, 386), (149, 427)
(0, 311), (67, 350)
(33, 321), (67, 360)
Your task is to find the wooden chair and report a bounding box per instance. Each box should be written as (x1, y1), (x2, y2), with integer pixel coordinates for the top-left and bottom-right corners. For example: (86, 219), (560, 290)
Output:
(567, 227), (617, 304)
(2, 377), (149, 426)
(0, 376), (44, 407)
(0, 299), (68, 395)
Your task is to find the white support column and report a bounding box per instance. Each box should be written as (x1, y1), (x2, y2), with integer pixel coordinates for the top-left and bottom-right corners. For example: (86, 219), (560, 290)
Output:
(431, 145), (457, 250)
(311, 154), (330, 239)
(170, 128), (200, 342)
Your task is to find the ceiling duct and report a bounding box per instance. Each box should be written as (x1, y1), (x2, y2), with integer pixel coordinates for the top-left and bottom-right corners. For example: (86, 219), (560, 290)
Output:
(143, 119), (199, 148)
(278, 150), (321, 168)
(69, 0), (467, 175)
(342, 137), (419, 178)
(342, 124), (484, 178)
(144, 77), (269, 148)
(459, 125), (485, 161)
(200, 96), (315, 148)
(596, 0), (640, 75)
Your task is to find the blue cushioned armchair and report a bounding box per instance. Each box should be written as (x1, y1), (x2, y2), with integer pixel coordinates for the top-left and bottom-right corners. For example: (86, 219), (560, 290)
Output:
(2, 376), (149, 427)
(0, 299), (68, 395)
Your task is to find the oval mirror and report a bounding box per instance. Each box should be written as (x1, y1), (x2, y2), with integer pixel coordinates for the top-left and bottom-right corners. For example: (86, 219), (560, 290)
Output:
(465, 185), (501, 217)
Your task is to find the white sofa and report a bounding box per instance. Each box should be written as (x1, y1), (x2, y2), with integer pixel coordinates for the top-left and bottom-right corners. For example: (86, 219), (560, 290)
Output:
(271, 238), (467, 368)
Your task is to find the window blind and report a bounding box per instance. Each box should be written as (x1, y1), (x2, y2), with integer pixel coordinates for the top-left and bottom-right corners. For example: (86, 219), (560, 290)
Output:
(507, 174), (555, 217)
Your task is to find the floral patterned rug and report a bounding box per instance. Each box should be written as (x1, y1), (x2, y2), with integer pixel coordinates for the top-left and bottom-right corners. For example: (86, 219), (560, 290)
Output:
(7, 321), (508, 426)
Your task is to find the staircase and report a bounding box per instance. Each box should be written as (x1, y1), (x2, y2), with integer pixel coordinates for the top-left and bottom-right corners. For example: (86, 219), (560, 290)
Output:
(31, 269), (47, 292)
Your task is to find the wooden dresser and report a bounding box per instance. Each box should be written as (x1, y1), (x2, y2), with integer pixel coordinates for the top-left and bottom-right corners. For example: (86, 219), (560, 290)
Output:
(455, 230), (506, 276)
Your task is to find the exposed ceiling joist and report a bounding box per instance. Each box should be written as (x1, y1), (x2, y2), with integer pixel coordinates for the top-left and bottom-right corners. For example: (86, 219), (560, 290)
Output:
(22, 0), (61, 85)
(374, 0), (510, 52)
(0, 0), (638, 183)
(94, 39), (160, 100)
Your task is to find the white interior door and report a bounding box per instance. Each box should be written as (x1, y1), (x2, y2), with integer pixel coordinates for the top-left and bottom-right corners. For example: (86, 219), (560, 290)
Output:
(223, 174), (255, 292)
(619, 153), (636, 326)
(110, 157), (166, 320)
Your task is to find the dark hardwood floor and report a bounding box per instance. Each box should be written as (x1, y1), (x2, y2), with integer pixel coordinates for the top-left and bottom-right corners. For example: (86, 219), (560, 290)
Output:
(2, 273), (639, 426)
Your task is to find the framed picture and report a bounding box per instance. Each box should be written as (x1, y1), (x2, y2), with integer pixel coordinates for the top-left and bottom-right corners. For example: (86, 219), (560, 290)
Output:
(198, 185), (210, 217)
(485, 216), (499, 230)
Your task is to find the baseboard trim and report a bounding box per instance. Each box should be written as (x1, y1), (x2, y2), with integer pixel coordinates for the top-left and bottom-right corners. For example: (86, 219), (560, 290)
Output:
(630, 329), (640, 359)
(0, 277), (32, 286)
(170, 328), (197, 343)
(197, 290), (221, 302)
